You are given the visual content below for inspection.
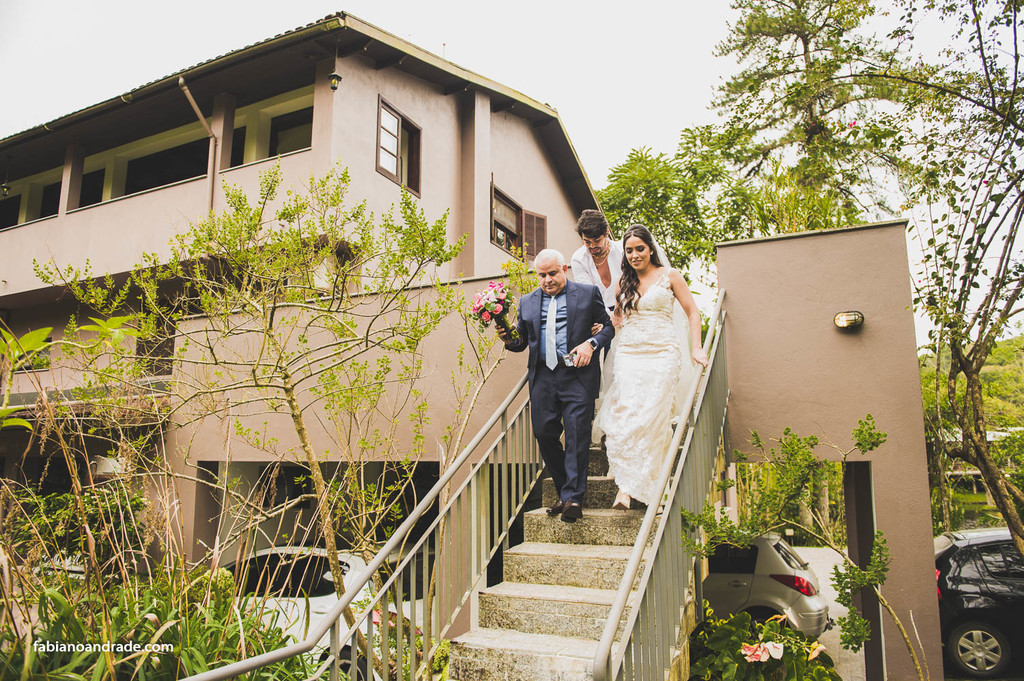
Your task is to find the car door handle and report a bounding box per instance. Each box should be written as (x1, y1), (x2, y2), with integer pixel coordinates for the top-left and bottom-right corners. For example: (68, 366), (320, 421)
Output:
(728, 579), (749, 587)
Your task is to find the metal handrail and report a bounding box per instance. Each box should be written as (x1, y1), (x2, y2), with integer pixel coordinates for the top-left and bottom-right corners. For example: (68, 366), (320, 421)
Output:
(593, 291), (729, 681)
(186, 373), (538, 681)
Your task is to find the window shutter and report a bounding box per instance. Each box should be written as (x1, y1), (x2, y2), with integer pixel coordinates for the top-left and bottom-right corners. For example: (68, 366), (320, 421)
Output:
(524, 211), (546, 258)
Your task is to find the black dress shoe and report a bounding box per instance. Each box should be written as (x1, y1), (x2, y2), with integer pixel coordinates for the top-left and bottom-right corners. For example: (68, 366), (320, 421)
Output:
(561, 501), (583, 523)
(546, 499), (566, 516)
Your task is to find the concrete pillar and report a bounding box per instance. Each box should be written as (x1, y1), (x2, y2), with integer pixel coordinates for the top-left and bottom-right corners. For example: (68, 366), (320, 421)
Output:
(456, 90), (491, 278)
(58, 145), (84, 215)
(19, 184), (41, 223)
(212, 94), (237, 171)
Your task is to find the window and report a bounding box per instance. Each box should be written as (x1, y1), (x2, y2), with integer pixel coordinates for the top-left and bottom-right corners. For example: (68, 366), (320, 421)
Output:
(491, 188), (520, 253)
(376, 99), (421, 195)
(230, 127), (247, 168)
(0, 194), (20, 229)
(523, 211), (547, 258)
(490, 187), (548, 257)
(79, 170), (105, 207)
(136, 317), (175, 376)
(269, 107), (312, 156)
(708, 544), (758, 574)
(124, 139), (207, 196)
(39, 181), (61, 218)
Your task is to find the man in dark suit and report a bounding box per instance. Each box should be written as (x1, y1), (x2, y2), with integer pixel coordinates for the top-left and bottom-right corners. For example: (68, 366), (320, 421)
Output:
(497, 249), (615, 522)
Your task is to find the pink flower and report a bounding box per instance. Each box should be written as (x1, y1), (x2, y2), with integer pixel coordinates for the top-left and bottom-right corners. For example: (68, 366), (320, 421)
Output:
(494, 304), (503, 314)
(849, 121), (857, 127)
(742, 643), (769, 663)
(481, 311), (491, 322)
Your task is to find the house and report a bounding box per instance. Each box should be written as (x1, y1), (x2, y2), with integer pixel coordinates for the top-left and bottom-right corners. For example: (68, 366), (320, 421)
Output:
(0, 12), (597, 561)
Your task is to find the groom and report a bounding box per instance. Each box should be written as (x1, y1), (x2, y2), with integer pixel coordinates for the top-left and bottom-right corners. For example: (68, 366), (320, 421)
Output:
(497, 249), (615, 522)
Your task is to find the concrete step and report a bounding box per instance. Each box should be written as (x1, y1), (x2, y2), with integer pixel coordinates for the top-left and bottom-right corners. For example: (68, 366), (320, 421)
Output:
(541, 476), (620, 509)
(504, 542), (640, 590)
(523, 508), (645, 546)
(478, 582), (628, 640)
(588, 445), (608, 477)
(448, 627), (597, 681)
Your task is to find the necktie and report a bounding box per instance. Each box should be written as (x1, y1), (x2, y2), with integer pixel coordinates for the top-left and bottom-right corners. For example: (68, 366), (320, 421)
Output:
(545, 295), (558, 370)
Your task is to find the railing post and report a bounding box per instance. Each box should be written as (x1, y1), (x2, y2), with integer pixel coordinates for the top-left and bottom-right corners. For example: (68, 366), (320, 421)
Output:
(330, 621), (340, 681)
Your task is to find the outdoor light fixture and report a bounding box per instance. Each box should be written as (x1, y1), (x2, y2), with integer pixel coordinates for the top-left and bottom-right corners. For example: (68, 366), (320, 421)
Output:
(328, 72), (343, 91)
(1, 157), (9, 197)
(834, 310), (865, 329)
(0, 184), (8, 198)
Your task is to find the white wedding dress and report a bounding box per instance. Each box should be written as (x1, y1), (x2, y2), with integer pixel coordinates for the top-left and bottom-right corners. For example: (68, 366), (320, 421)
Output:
(595, 269), (696, 505)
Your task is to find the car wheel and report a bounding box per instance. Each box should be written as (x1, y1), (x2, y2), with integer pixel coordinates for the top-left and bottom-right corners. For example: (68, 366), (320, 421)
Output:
(948, 621), (1011, 678)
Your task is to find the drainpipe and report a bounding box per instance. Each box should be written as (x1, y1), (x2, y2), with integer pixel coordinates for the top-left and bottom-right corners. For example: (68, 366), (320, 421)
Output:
(178, 77), (218, 213)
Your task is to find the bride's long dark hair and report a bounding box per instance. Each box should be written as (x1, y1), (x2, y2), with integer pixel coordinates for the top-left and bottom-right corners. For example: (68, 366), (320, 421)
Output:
(616, 224), (665, 315)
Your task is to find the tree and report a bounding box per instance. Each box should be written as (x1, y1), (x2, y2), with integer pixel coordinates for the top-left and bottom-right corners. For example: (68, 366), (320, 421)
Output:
(877, 0), (1024, 555)
(714, 0), (898, 211)
(34, 163), (465, 653)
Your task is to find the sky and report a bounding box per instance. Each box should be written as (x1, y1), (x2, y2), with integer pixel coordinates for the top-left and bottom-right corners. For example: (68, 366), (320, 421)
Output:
(0, 0), (736, 190)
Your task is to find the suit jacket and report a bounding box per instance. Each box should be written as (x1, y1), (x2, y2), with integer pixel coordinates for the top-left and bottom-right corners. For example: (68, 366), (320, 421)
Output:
(506, 280), (615, 399)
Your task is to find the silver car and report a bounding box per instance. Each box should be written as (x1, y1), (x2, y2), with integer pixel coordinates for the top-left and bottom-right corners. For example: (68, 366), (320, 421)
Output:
(702, 533), (830, 637)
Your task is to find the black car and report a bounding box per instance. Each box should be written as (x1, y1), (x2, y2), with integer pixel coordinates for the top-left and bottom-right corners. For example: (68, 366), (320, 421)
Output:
(935, 527), (1024, 678)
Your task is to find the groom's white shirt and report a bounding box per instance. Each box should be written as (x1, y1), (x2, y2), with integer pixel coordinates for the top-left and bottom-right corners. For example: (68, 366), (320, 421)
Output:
(570, 241), (623, 310)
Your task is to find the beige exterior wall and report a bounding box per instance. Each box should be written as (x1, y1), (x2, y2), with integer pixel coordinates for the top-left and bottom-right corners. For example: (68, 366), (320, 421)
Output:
(716, 222), (940, 680)
(0, 47), (587, 561)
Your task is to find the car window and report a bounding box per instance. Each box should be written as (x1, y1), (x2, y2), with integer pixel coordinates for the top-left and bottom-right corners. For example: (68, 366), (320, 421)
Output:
(976, 544), (1012, 579)
(772, 538), (807, 570)
(708, 544), (758, 574)
(1002, 544), (1024, 578)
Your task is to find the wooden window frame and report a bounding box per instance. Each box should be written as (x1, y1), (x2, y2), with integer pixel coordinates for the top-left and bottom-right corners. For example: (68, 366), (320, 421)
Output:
(490, 185), (523, 254)
(376, 97), (421, 197)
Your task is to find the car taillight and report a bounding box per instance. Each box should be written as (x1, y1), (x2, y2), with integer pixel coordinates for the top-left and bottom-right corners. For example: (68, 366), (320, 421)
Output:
(769, 574), (816, 596)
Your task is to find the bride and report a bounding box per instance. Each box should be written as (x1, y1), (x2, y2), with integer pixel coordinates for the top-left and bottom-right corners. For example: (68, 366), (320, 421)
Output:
(595, 224), (708, 509)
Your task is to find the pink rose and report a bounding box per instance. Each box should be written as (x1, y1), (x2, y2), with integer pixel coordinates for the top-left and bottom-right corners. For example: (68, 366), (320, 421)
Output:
(494, 304), (503, 314)
(481, 311), (491, 322)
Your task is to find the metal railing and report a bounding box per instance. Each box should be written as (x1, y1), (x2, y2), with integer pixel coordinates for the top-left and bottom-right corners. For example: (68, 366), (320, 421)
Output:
(593, 292), (729, 681)
(186, 373), (541, 681)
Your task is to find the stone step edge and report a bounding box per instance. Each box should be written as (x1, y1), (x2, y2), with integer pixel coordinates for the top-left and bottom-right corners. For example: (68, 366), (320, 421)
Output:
(481, 581), (619, 605)
(505, 541), (635, 559)
(451, 627), (600, 658)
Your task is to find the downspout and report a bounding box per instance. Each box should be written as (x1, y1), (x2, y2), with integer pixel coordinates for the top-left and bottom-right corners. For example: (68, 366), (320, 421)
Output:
(178, 77), (218, 213)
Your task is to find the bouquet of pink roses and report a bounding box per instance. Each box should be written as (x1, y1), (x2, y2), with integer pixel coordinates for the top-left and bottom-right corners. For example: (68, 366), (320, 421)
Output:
(470, 281), (520, 342)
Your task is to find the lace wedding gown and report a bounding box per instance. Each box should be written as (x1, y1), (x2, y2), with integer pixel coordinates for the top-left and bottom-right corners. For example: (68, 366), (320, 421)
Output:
(595, 270), (696, 505)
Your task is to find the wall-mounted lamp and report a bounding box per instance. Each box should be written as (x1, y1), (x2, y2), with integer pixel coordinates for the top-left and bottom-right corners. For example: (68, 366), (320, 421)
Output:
(328, 72), (343, 91)
(0, 184), (8, 198)
(834, 310), (865, 330)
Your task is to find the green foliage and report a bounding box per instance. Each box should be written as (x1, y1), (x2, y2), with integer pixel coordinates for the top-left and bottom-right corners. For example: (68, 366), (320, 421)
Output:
(829, 532), (890, 652)
(683, 417), (888, 652)
(715, 0), (896, 208)
(689, 604), (839, 681)
(1, 484), (150, 569)
(0, 566), (311, 680)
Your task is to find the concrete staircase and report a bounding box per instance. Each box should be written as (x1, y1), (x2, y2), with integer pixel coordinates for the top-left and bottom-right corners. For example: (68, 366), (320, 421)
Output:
(448, 446), (648, 681)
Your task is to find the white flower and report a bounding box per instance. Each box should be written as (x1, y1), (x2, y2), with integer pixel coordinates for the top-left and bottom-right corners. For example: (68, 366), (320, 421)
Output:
(764, 641), (784, 659)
